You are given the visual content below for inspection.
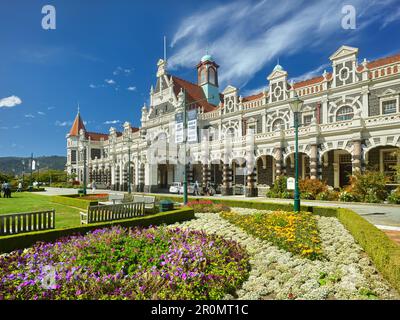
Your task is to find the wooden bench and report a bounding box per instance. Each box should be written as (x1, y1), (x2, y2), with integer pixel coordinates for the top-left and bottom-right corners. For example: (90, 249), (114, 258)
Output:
(108, 193), (124, 204)
(123, 194), (156, 210)
(80, 202), (145, 224)
(0, 210), (55, 236)
(133, 195), (156, 209)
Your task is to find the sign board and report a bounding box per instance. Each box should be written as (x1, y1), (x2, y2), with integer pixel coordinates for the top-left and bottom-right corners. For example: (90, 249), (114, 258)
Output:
(187, 109), (198, 143)
(175, 112), (184, 144)
(287, 177), (295, 190)
(31, 160), (36, 171)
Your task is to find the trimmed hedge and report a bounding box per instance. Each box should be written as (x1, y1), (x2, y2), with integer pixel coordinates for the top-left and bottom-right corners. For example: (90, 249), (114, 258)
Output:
(0, 208), (194, 254)
(336, 208), (400, 294)
(50, 195), (98, 210)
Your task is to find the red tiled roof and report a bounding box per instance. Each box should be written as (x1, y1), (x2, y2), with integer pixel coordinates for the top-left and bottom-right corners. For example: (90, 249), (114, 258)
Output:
(242, 92), (264, 102)
(293, 75), (326, 89)
(171, 76), (219, 112)
(86, 132), (108, 141)
(367, 53), (400, 69)
(131, 127), (139, 133)
(69, 112), (86, 136)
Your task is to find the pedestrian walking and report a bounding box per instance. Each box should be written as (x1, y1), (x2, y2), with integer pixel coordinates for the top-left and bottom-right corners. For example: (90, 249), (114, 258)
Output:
(17, 182), (23, 192)
(194, 180), (200, 196)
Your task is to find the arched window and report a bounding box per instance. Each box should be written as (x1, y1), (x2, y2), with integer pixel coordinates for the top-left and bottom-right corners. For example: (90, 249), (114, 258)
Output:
(271, 118), (284, 131)
(209, 68), (216, 85)
(336, 106), (354, 121)
(200, 68), (207, 84)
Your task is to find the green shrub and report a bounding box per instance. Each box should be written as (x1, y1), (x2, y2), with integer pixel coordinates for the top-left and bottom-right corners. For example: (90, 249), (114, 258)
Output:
(316, 190), (339, 201)
(50, 195), (98, 210)
(266, 176), (293, 199)
(388, 187), (400, 204)
(346, 171), (388, 203)
(299, 178), (328, 200)
(338, 190), (359, 202)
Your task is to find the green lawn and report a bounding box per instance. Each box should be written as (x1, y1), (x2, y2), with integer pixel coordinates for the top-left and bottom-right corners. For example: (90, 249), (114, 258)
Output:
(0, 192), (81, 228)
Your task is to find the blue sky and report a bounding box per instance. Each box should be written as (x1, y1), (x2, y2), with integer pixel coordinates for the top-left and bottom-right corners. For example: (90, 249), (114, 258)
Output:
(0, 0), (399, 157)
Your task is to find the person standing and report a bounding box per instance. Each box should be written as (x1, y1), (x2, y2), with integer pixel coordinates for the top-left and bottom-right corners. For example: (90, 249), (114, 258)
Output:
(17, 182), (23, 192)
(194, 180), (199, 196)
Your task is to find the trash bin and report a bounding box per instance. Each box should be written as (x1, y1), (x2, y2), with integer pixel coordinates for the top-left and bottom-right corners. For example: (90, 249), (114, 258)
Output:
(159, 200), (174, 212)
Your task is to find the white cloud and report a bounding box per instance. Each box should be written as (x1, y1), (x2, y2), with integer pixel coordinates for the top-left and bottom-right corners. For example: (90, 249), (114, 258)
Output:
(47, 106), (55, 110)
(0, 126), (8, 130)
(37, 111), (46, 116)
(169, 0), (399, 88)
(0, 95), (22, 108)
(127, 86), (136, 91)
(89, 84), (97, 88)
(55, 120), (72, 127)
(24, 114), (35, 118)
(113, 66), (134, 75)
(381, 6), (400, 29)
(105, 79), (116, 85)
(289, 63), (330, 83)
(242, 85), (269, 97)
(104, 120), (120, 125)
(13, 125), (20, 129)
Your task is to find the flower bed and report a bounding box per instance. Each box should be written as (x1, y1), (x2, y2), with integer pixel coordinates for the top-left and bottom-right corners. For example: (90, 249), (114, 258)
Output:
(79, 193), (109, 201)
(186, 200), (231, 213)
(221, 211), (323, 260)
(0, 225), (249, 300)
(170, 211), (398, 300)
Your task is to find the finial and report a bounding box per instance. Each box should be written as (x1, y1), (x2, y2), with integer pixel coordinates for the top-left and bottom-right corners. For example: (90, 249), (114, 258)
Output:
(77, 102), (80, 114)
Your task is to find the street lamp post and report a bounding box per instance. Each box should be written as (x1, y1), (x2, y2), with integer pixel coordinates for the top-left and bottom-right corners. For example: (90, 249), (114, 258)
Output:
(289, 92), (304, 212)
(182, 90), (188, 205)
(123, 137), (132, 194)
(79, 138), (88, 196)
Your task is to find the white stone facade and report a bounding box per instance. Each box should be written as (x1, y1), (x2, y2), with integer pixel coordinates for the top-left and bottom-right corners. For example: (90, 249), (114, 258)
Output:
(66, 45), (400, 196)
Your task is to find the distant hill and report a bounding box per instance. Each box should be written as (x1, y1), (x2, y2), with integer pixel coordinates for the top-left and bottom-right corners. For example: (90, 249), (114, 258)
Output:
(0, 156), (67, 175)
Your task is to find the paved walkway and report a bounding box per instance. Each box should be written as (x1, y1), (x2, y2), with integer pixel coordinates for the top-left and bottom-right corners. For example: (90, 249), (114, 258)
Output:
(39, 187), (400, 228)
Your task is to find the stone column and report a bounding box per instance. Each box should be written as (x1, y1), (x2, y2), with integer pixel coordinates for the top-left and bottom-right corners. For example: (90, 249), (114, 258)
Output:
(202, 163), (210, 191)
(221, 163), (233, 195)
(187, 164), (193, 184)
(274, 147), (283, 177)
(111, 165), (116, 190)
(310, 144), (318, 180)
(138, 163), (145, 192)
(352, 140), (362, 174)
(245, 166), (258, 197)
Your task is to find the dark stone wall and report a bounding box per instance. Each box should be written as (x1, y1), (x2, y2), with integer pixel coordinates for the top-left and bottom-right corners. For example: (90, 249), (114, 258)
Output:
(369, 85), (400, 116)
